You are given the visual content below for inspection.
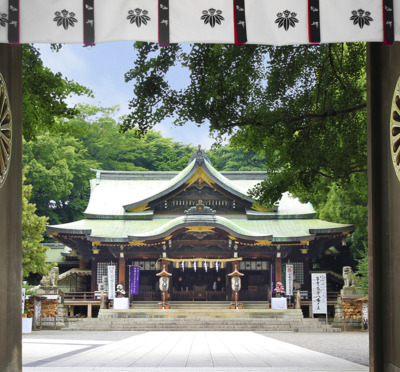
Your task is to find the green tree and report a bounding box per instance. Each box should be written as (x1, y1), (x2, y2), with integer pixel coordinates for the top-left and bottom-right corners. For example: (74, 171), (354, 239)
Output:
(22, 171), (49, 278)
(208, 145), (267, 171)
(355, 247), (369, 295)
(23, 132), (99, 225)
(22, 44), (92, 141)
(318, 173), (367, 255)
(123, 42), (368, 277)
(123, 43), (367, 207)
(65, 104), (196, 171)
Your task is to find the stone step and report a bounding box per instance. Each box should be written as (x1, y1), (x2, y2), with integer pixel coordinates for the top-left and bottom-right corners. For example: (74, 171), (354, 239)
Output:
(65, 325), (339, 332)
(130, 301), (270, 309)
(97, 308), (304, 320)
(64, 315), (340, 332)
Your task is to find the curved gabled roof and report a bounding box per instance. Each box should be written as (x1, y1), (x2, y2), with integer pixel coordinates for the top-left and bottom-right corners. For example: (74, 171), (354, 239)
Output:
(122, 149), (256, 212)
(47, 213), (353, 244)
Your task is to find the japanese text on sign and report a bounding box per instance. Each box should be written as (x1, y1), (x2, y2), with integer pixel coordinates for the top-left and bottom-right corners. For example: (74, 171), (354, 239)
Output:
(107, 265), (116, 300)
(311, 273), (327, 314)
(130, 266), (140, 295)
(286, 264), (293, 296)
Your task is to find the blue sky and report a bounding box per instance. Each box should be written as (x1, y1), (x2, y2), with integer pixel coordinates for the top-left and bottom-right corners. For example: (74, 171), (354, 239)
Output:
(38, 42), (215, 149)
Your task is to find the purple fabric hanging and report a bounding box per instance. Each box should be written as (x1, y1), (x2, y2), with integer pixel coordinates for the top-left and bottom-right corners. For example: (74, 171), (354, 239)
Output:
(130, 266), (140, 295)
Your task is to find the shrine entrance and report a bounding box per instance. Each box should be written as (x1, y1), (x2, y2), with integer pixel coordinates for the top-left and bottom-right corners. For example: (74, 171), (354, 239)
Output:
(171, 268), (227, 301)
(2, 40), (400, 370)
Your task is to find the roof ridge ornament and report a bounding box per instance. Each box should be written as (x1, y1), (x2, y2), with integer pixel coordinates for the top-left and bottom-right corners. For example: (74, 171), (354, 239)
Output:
(185, 200), (216, 215)
(196, 144), (204, 164)
(188, 144), (211, 165)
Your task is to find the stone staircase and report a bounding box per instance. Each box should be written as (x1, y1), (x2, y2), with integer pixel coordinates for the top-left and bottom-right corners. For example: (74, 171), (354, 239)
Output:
(63, 302), (340, 332)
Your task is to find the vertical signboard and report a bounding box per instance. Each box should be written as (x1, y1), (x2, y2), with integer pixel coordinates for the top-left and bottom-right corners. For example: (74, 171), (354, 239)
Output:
(311, 273), (327, 315)
(107, 265), (116, 299)
(130, 266), (140, 295)
(22, 287), (26, 314)
(286, 264), (293, 296)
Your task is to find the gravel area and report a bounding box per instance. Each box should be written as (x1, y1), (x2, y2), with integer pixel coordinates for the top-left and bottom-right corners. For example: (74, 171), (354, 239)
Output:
(257, 331), (369, 367)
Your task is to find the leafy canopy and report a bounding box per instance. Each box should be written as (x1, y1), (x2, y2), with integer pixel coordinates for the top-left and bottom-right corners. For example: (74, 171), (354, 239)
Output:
(123, 43), (367, 207)
(123, 42), (368, 286)
(22, 170), (50, 278)
(22, 44), (92, 141)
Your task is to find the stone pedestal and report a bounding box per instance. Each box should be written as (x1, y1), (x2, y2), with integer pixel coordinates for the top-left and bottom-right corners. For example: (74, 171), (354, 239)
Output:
(341, 287), (358, 297)
(114, 298), (130, 309)
(22, 317), (32, 334)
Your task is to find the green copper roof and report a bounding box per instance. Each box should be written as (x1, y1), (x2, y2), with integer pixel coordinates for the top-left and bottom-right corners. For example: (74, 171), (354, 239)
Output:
(122, 159), (197, 211)
(48, 215), (352, 243)
(203, 158), (253, 198)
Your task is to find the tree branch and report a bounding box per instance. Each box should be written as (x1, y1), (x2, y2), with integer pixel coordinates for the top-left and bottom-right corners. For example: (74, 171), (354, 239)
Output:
(291, 103), (366, 123)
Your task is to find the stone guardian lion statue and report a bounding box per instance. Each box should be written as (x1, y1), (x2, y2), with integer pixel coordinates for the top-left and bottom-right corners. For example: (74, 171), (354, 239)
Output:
(40, 267), (59, 287)
(342, 266), (354, 287)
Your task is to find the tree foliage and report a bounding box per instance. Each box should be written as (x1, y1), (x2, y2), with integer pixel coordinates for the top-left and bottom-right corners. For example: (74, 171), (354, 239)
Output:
(22, 44), (92, 141)
(318, 173), (367, 255)
(23, 132), (99, 225)
(124, 43), (367, 207)
(207, 145), (267, 171)
(64, 104), (196, 172)
(22, 171), (50, 278)
(123, 42), (368, 281)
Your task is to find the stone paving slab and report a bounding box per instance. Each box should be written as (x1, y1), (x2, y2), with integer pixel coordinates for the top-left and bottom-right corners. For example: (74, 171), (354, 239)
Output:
(23, 331), (368, 372)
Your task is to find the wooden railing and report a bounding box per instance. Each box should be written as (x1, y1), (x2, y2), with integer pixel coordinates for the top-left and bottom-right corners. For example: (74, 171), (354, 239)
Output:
(64, 292), (99, 301)
(171, 291), (226, 301)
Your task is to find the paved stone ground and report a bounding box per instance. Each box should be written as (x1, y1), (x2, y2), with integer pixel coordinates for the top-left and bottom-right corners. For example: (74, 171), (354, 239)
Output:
(22, 330), (369, 372)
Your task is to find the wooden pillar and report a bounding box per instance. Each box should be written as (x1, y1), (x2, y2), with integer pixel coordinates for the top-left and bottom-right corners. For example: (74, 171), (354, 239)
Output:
(0, 44), (22, 372)
(367, 42), (400, 371)
(275, 255), (282, 283)
(91, 259), (97, 292)
(78, 255), (85, 269)
(119, 254), (126, 289)
(87, 304), (92, 318)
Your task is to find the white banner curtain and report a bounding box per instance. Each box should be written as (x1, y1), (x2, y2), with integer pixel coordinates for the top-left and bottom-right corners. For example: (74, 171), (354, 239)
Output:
(0, 0), (8, 43)
(319, 0), (383, 43)
(20, 0), (84, 44)
(0, 0), (398, 45)
(95, 0), (158, 43)
(170, 0), (234, 44)
(246, 0), (309, 46)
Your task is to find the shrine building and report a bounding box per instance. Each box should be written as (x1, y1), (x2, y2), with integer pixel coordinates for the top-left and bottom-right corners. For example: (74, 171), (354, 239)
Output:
(47, 148), (353, 304)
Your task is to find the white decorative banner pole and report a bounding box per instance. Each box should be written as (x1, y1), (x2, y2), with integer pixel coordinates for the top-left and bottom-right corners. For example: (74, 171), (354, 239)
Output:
(286, 264), (293, 296)
(107, 265), (116, 300)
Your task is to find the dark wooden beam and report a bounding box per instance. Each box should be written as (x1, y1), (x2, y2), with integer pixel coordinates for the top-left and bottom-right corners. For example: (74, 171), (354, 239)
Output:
(367, 42), (400, 371)
(0, 44), (22, 372)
